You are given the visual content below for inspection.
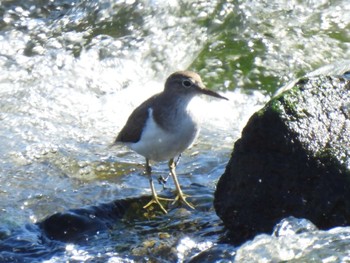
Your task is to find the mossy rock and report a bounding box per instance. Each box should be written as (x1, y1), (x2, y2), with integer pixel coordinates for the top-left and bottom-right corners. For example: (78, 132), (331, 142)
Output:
(214, 76), (350, 245)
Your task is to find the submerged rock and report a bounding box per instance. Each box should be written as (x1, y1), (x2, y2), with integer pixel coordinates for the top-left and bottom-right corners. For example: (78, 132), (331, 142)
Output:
(39, 196), (152, 243)
(214, 76), (350, 244)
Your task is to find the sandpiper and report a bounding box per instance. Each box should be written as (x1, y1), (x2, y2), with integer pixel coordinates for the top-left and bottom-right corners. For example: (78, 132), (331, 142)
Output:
(114, 71), (228, 213)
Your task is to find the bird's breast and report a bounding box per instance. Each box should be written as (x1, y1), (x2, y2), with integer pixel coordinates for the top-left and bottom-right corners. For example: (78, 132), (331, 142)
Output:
(129, 107), (200, 162)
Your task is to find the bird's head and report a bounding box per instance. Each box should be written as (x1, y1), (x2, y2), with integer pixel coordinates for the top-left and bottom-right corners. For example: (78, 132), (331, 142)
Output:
(164, 71), (228, 100)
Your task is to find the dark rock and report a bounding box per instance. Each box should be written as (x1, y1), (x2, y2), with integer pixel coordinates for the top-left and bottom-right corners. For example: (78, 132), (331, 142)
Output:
(214, 76), (350, 245)
(40, 210), (107, 242)
(39, 197), (146, 242)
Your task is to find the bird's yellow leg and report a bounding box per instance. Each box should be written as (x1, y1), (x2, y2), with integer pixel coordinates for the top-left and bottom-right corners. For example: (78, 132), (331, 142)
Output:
(143, 159), (173, 214)
(168, 158), (195, 209)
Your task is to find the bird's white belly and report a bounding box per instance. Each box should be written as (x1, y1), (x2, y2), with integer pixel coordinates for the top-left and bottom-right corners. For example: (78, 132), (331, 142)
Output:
(130, 108), (199, 162)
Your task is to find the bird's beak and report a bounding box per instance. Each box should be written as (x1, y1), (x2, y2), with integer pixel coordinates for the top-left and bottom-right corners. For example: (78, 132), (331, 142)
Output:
(196, 84), (228, 100)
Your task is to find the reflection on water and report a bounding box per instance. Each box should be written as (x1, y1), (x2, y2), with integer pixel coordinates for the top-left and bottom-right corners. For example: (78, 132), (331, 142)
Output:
(0, 0), (350, 262)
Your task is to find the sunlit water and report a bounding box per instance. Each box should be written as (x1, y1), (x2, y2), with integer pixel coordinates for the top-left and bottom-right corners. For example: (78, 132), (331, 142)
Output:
(1, 0), (350, 262)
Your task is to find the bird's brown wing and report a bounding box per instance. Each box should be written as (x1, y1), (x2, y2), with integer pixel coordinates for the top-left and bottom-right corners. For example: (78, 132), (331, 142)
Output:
(114, 95), (158, 143)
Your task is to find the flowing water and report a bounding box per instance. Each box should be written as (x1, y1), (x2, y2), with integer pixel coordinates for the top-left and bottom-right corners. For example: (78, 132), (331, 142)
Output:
(0, 0), (350, 262)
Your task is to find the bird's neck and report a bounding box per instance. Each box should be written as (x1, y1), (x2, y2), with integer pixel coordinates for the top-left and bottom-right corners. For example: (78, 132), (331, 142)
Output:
(153, 93), (197, 130)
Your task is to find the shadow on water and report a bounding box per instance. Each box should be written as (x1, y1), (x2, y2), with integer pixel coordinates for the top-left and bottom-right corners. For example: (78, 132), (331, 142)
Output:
(0, 184), (232, 262)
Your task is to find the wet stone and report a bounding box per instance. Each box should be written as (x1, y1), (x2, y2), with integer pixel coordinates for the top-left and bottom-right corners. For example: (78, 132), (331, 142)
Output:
(39, 198), (134, 242)
(214, 76), (350, 245)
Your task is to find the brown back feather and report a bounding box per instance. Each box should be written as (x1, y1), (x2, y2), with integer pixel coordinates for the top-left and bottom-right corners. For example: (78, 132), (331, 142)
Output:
(114, 94), (159, 143)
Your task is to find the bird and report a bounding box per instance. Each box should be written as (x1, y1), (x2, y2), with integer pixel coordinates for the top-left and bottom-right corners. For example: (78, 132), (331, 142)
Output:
(114, 70), (228, 213)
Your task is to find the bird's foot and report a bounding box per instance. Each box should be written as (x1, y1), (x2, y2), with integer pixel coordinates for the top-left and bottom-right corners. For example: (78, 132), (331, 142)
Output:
(143, 196), (174, 214)
(172, 192), (195, 210)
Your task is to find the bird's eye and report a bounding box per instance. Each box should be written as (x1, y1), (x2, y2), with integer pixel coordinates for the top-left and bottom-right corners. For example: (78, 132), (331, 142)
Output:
(182, 79), (193, 88)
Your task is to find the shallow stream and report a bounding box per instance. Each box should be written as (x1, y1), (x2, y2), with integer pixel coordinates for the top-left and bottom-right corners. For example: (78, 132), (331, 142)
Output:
(1, 0), (350, 262)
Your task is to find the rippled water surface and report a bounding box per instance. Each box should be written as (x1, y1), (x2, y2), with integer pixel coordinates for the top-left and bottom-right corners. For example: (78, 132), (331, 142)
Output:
(1, 0), (350, 262)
